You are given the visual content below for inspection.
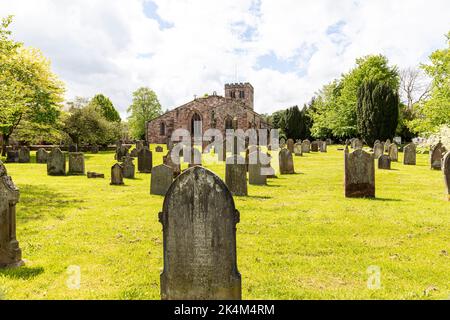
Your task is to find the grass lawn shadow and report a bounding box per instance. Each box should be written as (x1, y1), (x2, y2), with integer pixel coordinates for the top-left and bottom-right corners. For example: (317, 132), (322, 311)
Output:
(0, 266), (44, 280)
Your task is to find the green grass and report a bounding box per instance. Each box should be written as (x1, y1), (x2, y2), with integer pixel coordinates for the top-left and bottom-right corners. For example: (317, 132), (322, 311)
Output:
(0, 146), (449, 300)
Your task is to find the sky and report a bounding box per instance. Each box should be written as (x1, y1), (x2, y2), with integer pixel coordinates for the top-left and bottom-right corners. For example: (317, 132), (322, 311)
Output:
(1, 0), (449, 119)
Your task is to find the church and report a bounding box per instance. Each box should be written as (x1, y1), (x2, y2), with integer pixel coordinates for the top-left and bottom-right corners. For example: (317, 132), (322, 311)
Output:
(146, 83), (270, 144)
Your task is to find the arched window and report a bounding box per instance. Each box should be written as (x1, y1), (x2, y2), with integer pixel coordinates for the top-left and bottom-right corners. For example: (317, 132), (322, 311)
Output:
(160, 122), (166, 136)
(191, 113), (202, 135)
(225, 117), (233, 130)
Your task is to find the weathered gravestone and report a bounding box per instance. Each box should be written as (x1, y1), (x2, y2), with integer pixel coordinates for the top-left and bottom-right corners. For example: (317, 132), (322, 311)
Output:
(68, 152), (85, 175)
(136, 140), (144, 153)
(36, 148), (49, 164)
(5, 148), (19, 163)
(225, 155), (248, 196)
(403, 143), (416, 165)
(122, 155), (135, 179)
(163, 151), (181, 178)
(155, 146), (164, 153)
(115, 143), (129, 161)
(311, 141), (319, 152)
(344, 148), (375, 198)
(430, 142), (446, 170)
(279, 149), (295, 174)
(443, 152), (450, 201)
(47, 148), (66, 176)
(0, 161), (24, 268)
(385, 139), (391, 153)
(18, 146), (30, 163)
(287, 139), (294, 154)
(294, 143), (302, 156)
(159, 166), (241, 300)
(87, 172), (104, 179)
(248, 152), (267, 186)
(373, 142), (384, 159)
(301, 140), (310, 153)
(150, 165), (173, 196)
(388, 144), (398, 162)
(130, 149), (138, 157)
(378, 155), (391, 170)
(110, 163), (124, 185)
(352, 138), (363, 150)
(319, 141), (327, 153)
(138, 148), (153, 173)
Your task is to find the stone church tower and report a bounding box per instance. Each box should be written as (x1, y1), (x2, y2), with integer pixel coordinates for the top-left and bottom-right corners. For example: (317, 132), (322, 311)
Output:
(224, 83), (254, 110)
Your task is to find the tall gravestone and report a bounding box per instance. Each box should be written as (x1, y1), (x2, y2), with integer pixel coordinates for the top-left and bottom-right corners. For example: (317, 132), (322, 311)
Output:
(0, 161), (24, 268)
(138, 148), (153, 173)
(159, 166), (241, 300)
(294, 143), (302, 156)
(68, 152), (85, 175)
(287, 139), (294, 154)
(151, 165), (173, 196)
(36, 148), (49, 164)
(373, 142), (384, 159)
(18, 146), (30, 163)
(430, 142), (446, 170)
(388, 144), (398, 162)
(344, 148), (375, 198)
(279, 149), (295, 174)
(110, 163), (124, 185)
(47, 148), (66, 176)
(225, 155), (248, 196)
(301, 140), (310, 153)
(122, 155), (135, 179)
(403, 143), (416, 165)
(378, 155), (391, 170)
(443, 152), (450, 201)
(248, 152), (267, 186)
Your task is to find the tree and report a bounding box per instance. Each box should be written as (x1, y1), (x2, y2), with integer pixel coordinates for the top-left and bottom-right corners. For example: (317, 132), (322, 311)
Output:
(127, 87), (162, 140)
(399, 67), (431, 110)
(357, 80), (399, 146)
(89, 94), (121, 122)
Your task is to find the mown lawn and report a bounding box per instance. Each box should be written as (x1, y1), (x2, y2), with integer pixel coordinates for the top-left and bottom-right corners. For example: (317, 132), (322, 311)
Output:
(0, 145), (448, 300)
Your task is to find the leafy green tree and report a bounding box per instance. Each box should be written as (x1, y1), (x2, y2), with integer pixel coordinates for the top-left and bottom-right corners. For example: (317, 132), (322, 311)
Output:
(357, 80), (399, 146)
(89, 94), (121, 122)
(127, 87), (162, 140)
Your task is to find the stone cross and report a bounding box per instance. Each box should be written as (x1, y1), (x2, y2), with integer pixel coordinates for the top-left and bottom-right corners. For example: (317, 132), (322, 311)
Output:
(110, 163), (124, 185)
(225, 155), (248, 196)
(0, 161), (24, 268)
(279, 149), (295, 174)
(378, 155), (391, 170)
(151, 165), (173, 196)
(344, 149), (375, 198)
(47, 148), (66, 176)
(138, 148), (153, 173)
(159, 166), (241, 300)
(443, 152), (450, 201)
(68, 152), (85, 175)
(403, 143), (416, 165)
(36, 148), (49, 164)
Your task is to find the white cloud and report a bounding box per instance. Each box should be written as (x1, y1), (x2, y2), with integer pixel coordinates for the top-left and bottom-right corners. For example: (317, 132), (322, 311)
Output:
(1, 0), (449, 118)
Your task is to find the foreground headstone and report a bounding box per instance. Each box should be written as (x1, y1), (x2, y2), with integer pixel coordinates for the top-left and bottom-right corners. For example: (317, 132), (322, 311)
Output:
(443, 152), (450, 201)
(388, 144), (398, 162)
(159, 166), (241, 300)
(430, 142), (446, 170)
(0, 161), (24, 268)
(279, 149), (295, 174)
(47, 148), (66, 176)
(122, 155), (135, 179)
(5, 148), (19, 163)
(345, 148), (375, 198)
(68, 152), (85, 175)
(373, 142), (384, 159)
(110, 163), (124, 185)
(248, 152), (267, 186)
(403, 143), (416, 165)
(301, 140), (310, 153)
(150, 165), (173, 196)
(36, 148), (49, 164)
(225, 155), (248, 196)
(294, 143), (302, 156)
(138, 148), (153, 173)
(18, 146), (30, 163)
(378, 155), (391, 170)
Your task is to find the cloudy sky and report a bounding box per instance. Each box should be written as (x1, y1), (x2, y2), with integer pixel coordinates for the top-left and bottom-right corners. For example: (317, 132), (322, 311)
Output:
(2, 0), (449, 118)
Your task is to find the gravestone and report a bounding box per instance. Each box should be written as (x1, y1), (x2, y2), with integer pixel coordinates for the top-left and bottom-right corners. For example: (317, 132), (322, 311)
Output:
(87, 172), (104, 179)
(262, 153), (277, 178)
(36, 148), (49, 164)
(18, 146), (30, 163)
(443, 152), (450, 201)
(311, 141), (319, 152)
(279, 149), (295, 174)
(164, 151), (181, 178)
(122, 155), (135, 179)
(138, 148), (153, 173)
(294, 143), (302, 156)
(344, 148), (375, 198)
(320, 141), (327, 153)
(225, 155), (248, 196)
(136, 140), (144, 153)
(430, 142), (446, 170)
(150, 165), (173, 196)
(159, 167), (241, 300)
(301, 140), (310, 153)
(90, 145), (99, 154)
(68, 152), (85, 175)
(388, 144), (398, 162)
(155, 146), (164, 153)
(352, 138), (363, 150)
(373, 142), (384, 159)
(0, 161), (24, 268)
(130, 149), (138, 157)
(47, 148), (66, 176)
(115, 143), (128, 161)
(110, 163), (124, 185)
(378, 155), (391, 170)
(385, 139), (391, 152)
(248, 152), (267, 186)
(5, 148), (19, 163)
(287, 139), (294, 154)
(403, 143), (416, 165)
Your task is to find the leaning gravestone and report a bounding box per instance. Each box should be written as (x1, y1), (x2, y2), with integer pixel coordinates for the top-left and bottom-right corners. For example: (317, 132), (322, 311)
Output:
(36, 148), (49, 164)
(68, 152), (85, 175)
(378, 155), (391, 170)
(279, 149), (295, 174)
(388, 144), (398, 162)
(159, 166), (241, 300)
(344, 148), (375, 198)
(301, 140), (310, 153)
(150, 165), (173, 196)
(110, 163), (124, 185)
(122, 155), (135, 179)
(47, 148), (66, 176)
(138, 148), (153, 173)
(287, 139), (294, 154)
(373, 142), (384, 159)
(430, 142), (446, 170)
(5, 148), (19, 163)
(248, 152), (267, 186)
(225, 155), (248, 196)
(403, 143), (416, 165)
(443, 152), (450, 201)
(0, 161), (24, 268)
(294, 143), (302, 156)
(18, 146), (30, 163)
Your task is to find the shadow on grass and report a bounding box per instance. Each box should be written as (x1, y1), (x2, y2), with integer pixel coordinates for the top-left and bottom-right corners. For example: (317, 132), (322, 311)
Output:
(369, 197), (402, 202)
(0, 266), (44, 280)
(246, 195), (272, 200)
